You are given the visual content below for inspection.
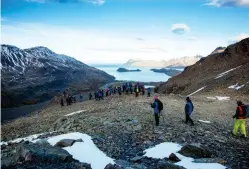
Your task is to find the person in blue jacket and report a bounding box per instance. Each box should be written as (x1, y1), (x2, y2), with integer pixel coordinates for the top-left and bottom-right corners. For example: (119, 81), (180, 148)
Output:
(185, 96), (194, 126)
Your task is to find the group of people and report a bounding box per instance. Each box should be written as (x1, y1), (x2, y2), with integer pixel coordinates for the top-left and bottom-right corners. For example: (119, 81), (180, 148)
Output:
(151, 96), (248, 138)
(93, 82), (152, 101)
(60, 94), (77, 106)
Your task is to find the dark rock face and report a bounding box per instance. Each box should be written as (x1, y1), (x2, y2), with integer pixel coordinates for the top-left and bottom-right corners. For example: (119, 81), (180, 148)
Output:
(1, 45), (115, 108)
(150, 68), (182, 76)
(178, 144), (212, 159)
(117, 68), (141, 72)
(1, 142), (92, 169)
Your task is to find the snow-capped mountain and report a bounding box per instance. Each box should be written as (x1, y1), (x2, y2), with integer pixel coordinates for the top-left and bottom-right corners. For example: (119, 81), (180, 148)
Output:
(1, 45), (115, 108)
(124, 55), (203, 68)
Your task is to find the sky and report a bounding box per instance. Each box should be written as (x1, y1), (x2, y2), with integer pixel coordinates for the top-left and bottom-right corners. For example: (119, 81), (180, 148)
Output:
(1, 0), (249, 64)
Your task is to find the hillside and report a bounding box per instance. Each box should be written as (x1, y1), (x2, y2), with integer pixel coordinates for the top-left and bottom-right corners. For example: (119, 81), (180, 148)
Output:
(124, 55), (202, 68)
(1, 93), (248, 169)
(155, 38), (249, 97)
(1, 45), (115, 108)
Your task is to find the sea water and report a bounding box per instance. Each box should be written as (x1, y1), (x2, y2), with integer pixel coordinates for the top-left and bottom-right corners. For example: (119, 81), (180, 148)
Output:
(92, 64), (172, 82)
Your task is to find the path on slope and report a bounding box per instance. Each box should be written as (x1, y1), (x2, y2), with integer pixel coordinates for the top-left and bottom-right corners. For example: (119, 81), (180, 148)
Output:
(1, 93), (249, 168)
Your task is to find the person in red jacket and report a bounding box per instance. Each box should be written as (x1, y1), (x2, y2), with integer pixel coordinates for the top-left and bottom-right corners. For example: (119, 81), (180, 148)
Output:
(232, 101), (247, 138)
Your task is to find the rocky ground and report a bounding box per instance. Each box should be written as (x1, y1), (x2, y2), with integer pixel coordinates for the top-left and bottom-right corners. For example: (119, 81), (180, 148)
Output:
(1, 92), (249, 169)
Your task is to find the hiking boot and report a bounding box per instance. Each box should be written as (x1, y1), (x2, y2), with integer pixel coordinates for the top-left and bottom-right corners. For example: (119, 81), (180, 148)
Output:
(241, 135), (247, 138)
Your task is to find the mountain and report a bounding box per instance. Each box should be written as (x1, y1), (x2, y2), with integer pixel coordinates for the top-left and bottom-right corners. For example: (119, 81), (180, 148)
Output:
(124, 55), (202, 68)
(155, 38), (249, 96)
(210, 47), (226, 55)
(1, 45), (115, 108)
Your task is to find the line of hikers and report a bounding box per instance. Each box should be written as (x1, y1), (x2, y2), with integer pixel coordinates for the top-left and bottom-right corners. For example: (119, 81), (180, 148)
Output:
(94, 82), (151, 101)
(151, 96), (248, 138)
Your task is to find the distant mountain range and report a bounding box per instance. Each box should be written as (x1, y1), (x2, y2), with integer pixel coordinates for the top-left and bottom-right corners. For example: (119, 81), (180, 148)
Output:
(1, 45), (114, 108)
(124, 55), (203, 68)
(156, 38), (249, 96)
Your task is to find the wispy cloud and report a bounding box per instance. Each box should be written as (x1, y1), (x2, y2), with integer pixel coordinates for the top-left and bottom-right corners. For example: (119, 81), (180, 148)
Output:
(1, 17), (7, 21)
(171, 24), (190, 35)
(26, 0), (105, 5)
(228, 33), (249, 44)
(204, 0), (249, 7)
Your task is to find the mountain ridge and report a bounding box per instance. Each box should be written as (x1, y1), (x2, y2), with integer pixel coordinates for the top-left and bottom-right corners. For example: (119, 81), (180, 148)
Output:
(1, 44), (115, 108)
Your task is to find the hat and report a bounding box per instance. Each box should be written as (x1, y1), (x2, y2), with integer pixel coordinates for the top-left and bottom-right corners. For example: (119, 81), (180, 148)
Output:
(186, 96), (191, 101)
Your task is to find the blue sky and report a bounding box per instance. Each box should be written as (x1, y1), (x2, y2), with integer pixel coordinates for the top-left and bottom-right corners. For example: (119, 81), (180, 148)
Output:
(1, 0), (249, 63)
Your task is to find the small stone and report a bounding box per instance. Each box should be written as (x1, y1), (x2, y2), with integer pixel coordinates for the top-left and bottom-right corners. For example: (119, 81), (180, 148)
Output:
(54, 139), (77, 148)
(169, 153), (181, 162)
(130, 156), (144, 162)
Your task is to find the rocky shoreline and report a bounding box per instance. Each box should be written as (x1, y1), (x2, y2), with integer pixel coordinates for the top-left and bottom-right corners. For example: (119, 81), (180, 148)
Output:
(1, 93), (249, 169)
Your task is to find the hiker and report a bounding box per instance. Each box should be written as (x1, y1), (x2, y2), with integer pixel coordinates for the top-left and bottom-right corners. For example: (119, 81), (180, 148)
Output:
(98, 90), (104, 100)
(232, 101), (247, 138)
(94, 91), (98, 100)
(118, 86), (122, 95)
(80, 94), (83, 102)
(105, 88), (109, 97)
(147, 87), (151, 97)
(185, 96), (194, 126)
(122, 84), (126, 93)
(151, 96), (163, 126)
(142, 86), (145, 95)
(60, 97), (64, 107)
(135, 87), (139, 97)
(73, 96), (76, 103)
(89, 93), (92, 100)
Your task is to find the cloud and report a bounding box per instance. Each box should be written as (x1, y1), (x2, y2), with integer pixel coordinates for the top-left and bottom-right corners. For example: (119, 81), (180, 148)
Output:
(1, 22), (226, 64)
(1, 17), (7, 21)
(228, 33), (249, 44)
(26, 0), (105, 5)
(204, 0), (249, 7)
(187, 37), (198, 41)
(136, 38), (145, 41)
(171, 24), (190, 35)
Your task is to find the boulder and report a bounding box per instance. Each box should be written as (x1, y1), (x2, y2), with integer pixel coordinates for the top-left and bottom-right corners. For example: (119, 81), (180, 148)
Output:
(1, 142), (92, 169)
(15, 142), (73, 163)
(169, 153), (181, 162)
(104, 163), (124, 169)
(130, 156), (144, 162)
(54, 139), (83, 148)
(178, 144), (212, 158)
(157, 160), (186, 169)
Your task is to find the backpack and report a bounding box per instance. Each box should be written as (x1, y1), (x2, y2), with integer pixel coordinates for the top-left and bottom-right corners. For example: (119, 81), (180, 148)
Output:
(245, 105), (249, 118)
(158, 100), (163, 111)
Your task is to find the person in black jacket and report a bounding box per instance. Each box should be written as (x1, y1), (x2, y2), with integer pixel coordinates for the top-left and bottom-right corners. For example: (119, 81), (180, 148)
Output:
(185, 96), (194, 126)
(151, 96), (163, 126)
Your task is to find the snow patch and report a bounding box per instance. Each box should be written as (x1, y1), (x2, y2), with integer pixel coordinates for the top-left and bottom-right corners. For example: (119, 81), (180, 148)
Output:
(0, 131), (56, 146)
(206, 97), (217, 100)
(144, 142), (226, 169)
(215, 66), (241, 79)
(64, 110), (88, 117)
(198, 120), (211, 124)
(47, 132), (114, 169)
(188, 86), (206, 96)
(216, 96), (230, 101)
(228, 83), (245, 90)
